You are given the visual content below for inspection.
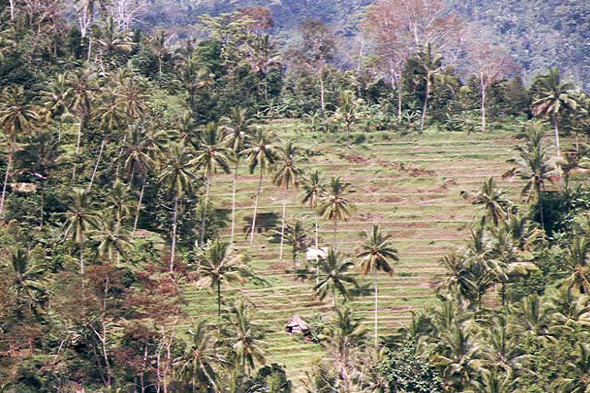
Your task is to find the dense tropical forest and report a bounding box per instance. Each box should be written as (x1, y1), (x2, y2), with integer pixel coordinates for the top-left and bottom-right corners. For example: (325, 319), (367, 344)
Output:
(2, 0), (590, 392)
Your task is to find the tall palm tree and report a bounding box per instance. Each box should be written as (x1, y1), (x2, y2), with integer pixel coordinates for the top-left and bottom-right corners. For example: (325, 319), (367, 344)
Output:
(553, 343), (590, 393)
(64, 188), (99, 275)
(301, 170), (326, 250)
(158, 142), (196, 273)
(463, 177), (513, 227)
(221, 299), (266, 375)
(243, 129), (276, 246)
(0, 86), (39, 217)
(318, 177), (355, 248)
(104, 180), (135, 230)
(4, 248), (47, 314)
(468, 368), (516, 393)
(178, 320), (222, 391)
(221, 107), (255, 244)
(69, 69), (96, 180)
(335, 91), (357, 148)
(314, 248), (357, 306)
(272, 142), (304, 260)
(148, 30), (170, 75)
(532, 68), (578, 163)
(196, 240), (250, 328)
(356, 224), (399, 349)
(40, 72), (72, 141)
(562, 236), (590, 294)
(92, 211), (131, 266)
(193, 122), (230, 247)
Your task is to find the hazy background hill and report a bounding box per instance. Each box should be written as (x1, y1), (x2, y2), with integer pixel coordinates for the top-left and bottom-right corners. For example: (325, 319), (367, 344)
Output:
(144, 0), (590, 87)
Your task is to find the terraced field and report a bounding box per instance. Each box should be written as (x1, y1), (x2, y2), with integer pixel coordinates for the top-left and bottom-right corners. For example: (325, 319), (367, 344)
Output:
(181, 122), (540, 388)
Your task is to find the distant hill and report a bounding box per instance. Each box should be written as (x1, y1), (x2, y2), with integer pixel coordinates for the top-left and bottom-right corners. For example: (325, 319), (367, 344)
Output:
(144, 0), (590, 87)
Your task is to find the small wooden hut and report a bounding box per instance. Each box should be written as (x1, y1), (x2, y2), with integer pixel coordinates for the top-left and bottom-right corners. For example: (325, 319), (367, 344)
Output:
(285, 316), (310, 336)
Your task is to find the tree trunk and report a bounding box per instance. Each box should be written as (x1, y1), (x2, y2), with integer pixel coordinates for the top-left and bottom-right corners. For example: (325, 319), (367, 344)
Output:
(319, 70), (325, 115)
(39, 183), (44, 229)
(170, 192), (178, 274)
(87, 38), (93, 62)
(480, 75), (487, 133)
(0, 135), (15, 218)
(419, 75), (430, 134)
(199, 170), (210, 247)
(397, 82), (403, 123)
(333, 218), (338, 249)
(58, 118), (62, 142)
(80, 244), (84, 276)
(279, 187), (287, 261)
(315, 216), (319, 249)
(346, 123), (351, 149)
(132, 178), (146, 238)
(230, 161), (239, 244)
(73, 117), (84, 180)
(374, 268), (379, 349)
(249, 168), (264, 246)
(553, 117), (563, 188)
(87, 139), (106, 191)
(217, 280), (221, 335)
(9, 0), (14, 21)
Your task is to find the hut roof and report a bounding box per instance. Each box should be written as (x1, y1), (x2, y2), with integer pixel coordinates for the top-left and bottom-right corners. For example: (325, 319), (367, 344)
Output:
(286, 316), (309, 331)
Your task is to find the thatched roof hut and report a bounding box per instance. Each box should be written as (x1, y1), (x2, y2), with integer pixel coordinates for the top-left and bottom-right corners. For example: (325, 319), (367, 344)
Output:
(285, 316), (310, 335)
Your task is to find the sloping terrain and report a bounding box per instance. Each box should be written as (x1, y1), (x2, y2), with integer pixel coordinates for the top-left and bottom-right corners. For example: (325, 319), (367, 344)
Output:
(181, 123), (529, 386)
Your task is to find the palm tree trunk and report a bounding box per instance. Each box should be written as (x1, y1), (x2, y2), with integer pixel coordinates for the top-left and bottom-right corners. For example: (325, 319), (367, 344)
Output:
(332, 285), (336, 307)
(87, 139), (105, 191)
(249, 168), (264, 246)
(346, 123), (351, 149)
(230, 161), (239, 244)
(419, 76), (430, 134)
(333, 218), (338, 249)
(39, 183), (45, 229)
(217, 280), (221, 335)
(0, 136), (15, 218)
(80, 245), (84, 276)
(397, 83), (403, 123)
(132, 178), (146, 238)
(315, 216), (319, 249)
(73, 117), (83, 180)
(279, 187), (287, 261)
(319, 71), (326, 115)
(374, 268), (379, 349)
(553, 117), (563, 188)
(170, 192), (178, 274)
(199, 170), (211, 247)
(9, 0), (14, 21)
(480, 75), (487, 133)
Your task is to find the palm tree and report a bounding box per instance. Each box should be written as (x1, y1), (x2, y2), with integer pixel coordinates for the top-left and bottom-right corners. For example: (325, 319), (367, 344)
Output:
(104, 180), (135, 230)
(0, 86), (39, 217)
(158, 142), (196, 273)
(532, 68), (578, 165)
(178, 320), (222, 391)
(463, 177), (513, 227)
(335, 91), (357, 148)
(41, 72), (72, 141)
(272, 142), (304, 260)
(505, 131), (554, 230)
(149, 30), (170, 75)
(468, 368), (516, 393)
(318, 177), (355, 248)
(69, 69), (96, 180)
(301, 170), (326, 250)
(356, 224), (399, 349)
(562, 236), (590, 294)
(416, 45), (446, 134)
(92, 211), (131, 266)
(4, 248), (47, 315)
(64, 188), (99, 275)
(193, 122), (230, 247)
(281, 220), (308, 269)
(553, 343), (590, 393)
(196, 240), (250, 328)
(221, 299), (266, 375)
(510, 294), (555, 342)
(314, 248), (357, 306)
(221, 107), (255, 244)
(243, 129), (276, 246)
(503, 212), (543, 252)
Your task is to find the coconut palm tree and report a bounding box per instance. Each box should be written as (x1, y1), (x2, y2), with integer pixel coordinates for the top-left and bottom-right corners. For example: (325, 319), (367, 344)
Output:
(64, 188), (99, 276)
(4, 248), (47, 315)
(104, 180), (135, 230)
(463, 177), (513, 227)
(356, 224), (399, 349)
(468, 368), (516, 393)
(0, 86), (39, 218)
(318, 177), (355, 248)
(243, 129), (276, 246)
(178, 320), (223, 391)
(301, 170), (326, 250)
(40, 72), (72, 141)
(272, 142), (304, 260)
(221, 299), (266, 375)
(553, 343), (590, 393)
(196, 240), (250, 329)
(193, 122), (231, 247)
(282, 220), (308, 269)
(335, 90), (357, 148)
(221, 107), (255, 244)
(562, 236), (590, 294)
(502, 212), (543, 252)
(92, 211), (131, 266)
(532, 68), (578, 163)
(158, 142), (196, 273)
(314, 248), (357, 306)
